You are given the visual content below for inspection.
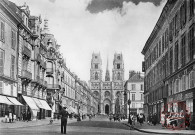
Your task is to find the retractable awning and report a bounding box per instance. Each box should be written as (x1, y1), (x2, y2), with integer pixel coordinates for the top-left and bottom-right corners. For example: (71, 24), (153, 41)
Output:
(39, 99), (52, 110)
(22, 96), (39, 110)
(0, 95), (14, 105)
(33, 98), (44, 109)
(7, 97), (23, 106)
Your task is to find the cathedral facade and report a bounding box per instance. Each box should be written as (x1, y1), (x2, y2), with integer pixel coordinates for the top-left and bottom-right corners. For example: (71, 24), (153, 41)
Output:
(89, 52), (125, 115)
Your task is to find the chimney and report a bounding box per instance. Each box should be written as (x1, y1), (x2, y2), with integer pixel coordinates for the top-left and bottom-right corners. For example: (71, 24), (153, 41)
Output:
(129, 70), (136, 79)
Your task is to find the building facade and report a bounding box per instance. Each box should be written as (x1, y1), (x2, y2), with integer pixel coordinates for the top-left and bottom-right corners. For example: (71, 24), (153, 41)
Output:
(89, 52), (125, 115)
(142, 0), (195, 128)
(0, 0), (98, 121)
(124, 71), (144, 117)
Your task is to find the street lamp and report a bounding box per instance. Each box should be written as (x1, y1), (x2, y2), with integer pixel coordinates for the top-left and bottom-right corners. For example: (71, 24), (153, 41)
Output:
(123, 90), (131, 124)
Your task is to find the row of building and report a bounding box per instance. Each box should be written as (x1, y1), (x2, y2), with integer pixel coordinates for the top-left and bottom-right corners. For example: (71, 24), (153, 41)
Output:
(142, 0), (195, 129)
(0, 0), (98, 121)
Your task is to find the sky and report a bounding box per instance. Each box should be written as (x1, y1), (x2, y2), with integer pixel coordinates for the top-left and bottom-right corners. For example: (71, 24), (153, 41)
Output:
(11, 0), (166, 82)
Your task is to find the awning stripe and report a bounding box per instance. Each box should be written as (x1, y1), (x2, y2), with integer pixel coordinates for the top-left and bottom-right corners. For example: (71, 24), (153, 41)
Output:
(22, 96), (39, 110)
(33, 98), (44, 109)
(0, 95), (14, 105)
(7, 97), (23, 106)
(39, 99), (52, 110)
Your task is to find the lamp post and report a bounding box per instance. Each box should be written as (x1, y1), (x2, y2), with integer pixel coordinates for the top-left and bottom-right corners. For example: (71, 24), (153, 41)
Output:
(123, 90), (131, 124)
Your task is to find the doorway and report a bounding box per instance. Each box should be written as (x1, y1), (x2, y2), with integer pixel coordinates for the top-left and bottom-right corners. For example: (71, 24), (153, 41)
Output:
(105, 104), (109, 115)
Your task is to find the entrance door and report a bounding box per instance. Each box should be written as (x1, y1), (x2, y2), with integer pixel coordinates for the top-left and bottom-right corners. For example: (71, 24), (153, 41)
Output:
(105, 104), (109, 115)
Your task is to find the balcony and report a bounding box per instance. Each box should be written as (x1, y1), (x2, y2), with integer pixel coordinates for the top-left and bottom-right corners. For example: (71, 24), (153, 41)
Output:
(46, 68), (53, 74)
(22, 46), (31, 58)
(21, 70), (32, 80)
(47, 84), (59, 89)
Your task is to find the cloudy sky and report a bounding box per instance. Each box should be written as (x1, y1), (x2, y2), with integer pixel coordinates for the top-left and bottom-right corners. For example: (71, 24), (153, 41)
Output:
(12, 0), (166, 82)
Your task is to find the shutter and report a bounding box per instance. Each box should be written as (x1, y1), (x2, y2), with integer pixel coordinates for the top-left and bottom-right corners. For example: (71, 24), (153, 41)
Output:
(0, 50), (4, 74)
(0, 81), (2, 94)
(11, 55), (15, 79)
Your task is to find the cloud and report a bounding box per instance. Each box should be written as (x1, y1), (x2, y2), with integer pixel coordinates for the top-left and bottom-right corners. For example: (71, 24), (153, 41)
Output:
(48, 0), (56, 3)
(86, 0), (164, 13)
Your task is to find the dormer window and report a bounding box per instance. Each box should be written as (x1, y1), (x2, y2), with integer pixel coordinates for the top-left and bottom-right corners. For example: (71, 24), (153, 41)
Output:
(117, 64), (120, 69)
(95, 64), (98, 69)
(95, 56), (97, 59)
(117, 56), (120, 60)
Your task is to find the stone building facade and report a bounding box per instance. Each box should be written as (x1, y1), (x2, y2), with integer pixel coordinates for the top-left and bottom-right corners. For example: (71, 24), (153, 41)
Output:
(142, 0), (195, 128)
(89, 52), (125, 115)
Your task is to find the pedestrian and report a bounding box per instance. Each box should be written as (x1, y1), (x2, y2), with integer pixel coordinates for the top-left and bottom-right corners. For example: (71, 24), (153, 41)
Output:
(23, 111), (26, 121)
(185, 110), (190, 130)
(9, 109), (12, 123)
(59, 106), (69, 134)
(27, 111), (31, 122)
(139, 114), (144, 126)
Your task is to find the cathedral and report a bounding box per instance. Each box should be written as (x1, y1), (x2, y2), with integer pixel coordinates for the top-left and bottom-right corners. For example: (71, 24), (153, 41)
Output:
(89, 52), (125, 115)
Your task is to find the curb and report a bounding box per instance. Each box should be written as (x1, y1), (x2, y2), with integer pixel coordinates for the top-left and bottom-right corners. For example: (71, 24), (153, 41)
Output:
(122, 123), (194, 135)
(0, 119), (77, 129)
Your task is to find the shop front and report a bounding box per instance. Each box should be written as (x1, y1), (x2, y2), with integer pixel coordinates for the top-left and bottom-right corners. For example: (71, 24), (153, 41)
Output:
(167, 89), (195, 128)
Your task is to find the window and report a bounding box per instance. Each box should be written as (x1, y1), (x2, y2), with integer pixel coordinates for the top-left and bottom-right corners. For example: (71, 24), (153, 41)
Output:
(95, 56), (97, 59)
(132, 103), (135, 108)
(159, 39), (161, 56)
(117, 56), (120, 60)
(11, 84), (13, 96)
(175, 79), (179, 93)
(188, 25), (194, 61)
(95, 64), (98, 69)
(170, 47), (173, 74)
(140, 84), (143, 91)
(11, 30), (16, 50)
(95, 72), (98, 80)
(174, 41), (179, 71)
(189, 71), (195, 88)
(181, 34), (186, 66)
(132, 94), (135, 101)
(117, 72), (120, 80)
(175, 11), (179, 37)
(117, 64), (120, 69)
(0, 81), (3, 94)
(0, 49), (4, 74)
(11, 55), (15, 79)
(182, 75), (186, 91)
(0, 22), (5, 42)
(180, 1), (187, 29)
(189, 0), (194, 19)
(169, 19), (174, 42)
(131, 84), (135, 90)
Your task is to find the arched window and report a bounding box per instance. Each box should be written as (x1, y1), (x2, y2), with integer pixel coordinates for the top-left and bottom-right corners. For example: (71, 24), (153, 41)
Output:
(104, 91), (110, 97)
(182, 75), (186, 91)
(95, 72), (98, 80)
(189, 71), (195, 88)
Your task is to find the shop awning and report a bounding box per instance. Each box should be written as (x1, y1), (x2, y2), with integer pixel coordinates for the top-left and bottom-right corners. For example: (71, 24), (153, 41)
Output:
(68, 106), (77, 114)
(33, 98), (44, 109)
(7, 97), (23, 106)
(0, 95), (14, 105)
(39, 99), (52, 110)
(22, 96), (39, 110)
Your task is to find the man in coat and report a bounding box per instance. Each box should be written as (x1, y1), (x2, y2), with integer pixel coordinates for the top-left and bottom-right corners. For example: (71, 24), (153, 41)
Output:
(60, 106), (69, 134)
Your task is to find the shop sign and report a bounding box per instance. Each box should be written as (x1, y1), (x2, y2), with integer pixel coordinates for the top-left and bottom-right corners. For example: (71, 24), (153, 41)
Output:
(174, 93), (183, 101)
(184, 92), (193, 99)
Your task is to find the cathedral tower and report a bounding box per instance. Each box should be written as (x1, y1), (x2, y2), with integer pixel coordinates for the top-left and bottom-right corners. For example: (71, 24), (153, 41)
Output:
(90, 52), (102, 82)
(112, 53), (124, 81)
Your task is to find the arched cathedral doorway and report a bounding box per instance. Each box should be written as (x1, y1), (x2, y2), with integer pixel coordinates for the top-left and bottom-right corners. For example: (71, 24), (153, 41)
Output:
(105, 104), (109, 115)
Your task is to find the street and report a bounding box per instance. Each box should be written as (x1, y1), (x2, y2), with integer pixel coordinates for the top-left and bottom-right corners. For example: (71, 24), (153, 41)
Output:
(0, 116), (165, 135)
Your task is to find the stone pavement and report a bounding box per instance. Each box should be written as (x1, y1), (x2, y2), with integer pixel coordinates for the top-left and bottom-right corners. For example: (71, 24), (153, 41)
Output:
(0, 117), (77, 129)
(122, 121), (195, 135)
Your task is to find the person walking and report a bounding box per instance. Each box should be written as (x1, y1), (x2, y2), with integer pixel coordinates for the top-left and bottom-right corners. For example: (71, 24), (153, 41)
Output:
(60, 106), (69, 134)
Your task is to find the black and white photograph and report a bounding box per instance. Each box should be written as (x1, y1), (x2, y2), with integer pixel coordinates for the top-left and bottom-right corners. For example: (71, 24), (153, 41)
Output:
(0, 0), (195, 134)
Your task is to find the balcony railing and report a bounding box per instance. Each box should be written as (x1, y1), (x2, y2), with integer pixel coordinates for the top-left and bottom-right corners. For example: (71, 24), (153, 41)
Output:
(22, 46), (31, 58)
(46, 68), (53, 74)
(21, 70), (32, 80)
(47, 84), (59, 89)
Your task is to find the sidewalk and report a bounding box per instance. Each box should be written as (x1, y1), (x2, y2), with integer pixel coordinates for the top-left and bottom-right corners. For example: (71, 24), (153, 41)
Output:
(123, 121), (195, 135)
(0, 117), (77, 129)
